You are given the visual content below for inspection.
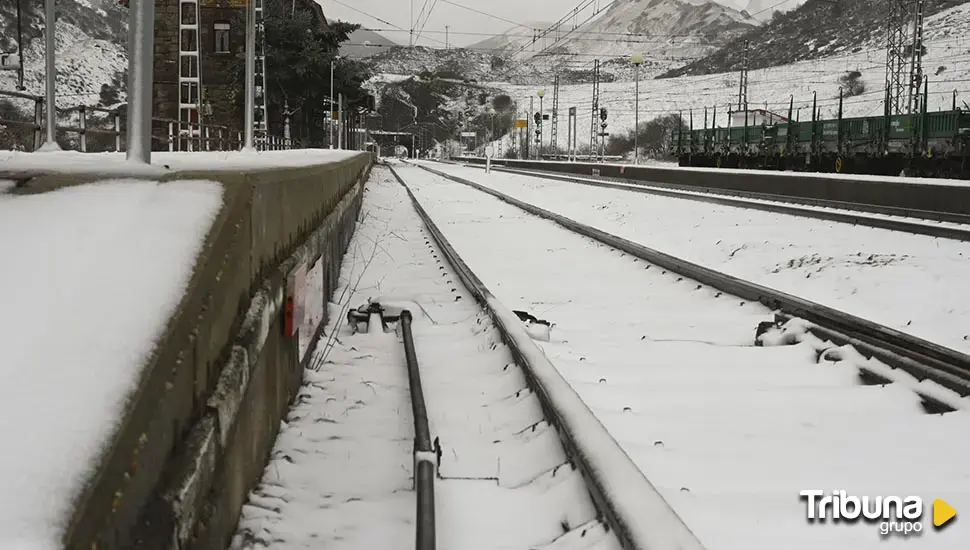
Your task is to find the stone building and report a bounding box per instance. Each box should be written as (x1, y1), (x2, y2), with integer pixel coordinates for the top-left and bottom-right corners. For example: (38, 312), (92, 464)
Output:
(152, 0), (328, 148)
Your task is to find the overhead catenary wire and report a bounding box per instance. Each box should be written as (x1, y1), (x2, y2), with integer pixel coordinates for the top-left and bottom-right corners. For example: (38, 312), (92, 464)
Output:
(328, 0), (448, 46)
(436, 0), (526, 30)
(415, 0), (441, 44)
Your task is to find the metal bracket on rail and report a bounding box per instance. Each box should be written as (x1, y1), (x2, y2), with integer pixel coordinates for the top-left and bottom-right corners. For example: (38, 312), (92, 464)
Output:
(347, 301), (401, 334)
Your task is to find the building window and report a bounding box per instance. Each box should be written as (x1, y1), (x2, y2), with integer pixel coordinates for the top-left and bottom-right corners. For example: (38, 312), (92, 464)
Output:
(214, 22), (231, 53)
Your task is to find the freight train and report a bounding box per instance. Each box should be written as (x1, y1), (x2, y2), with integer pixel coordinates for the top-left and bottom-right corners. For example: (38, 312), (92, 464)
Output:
(675, 87), (970, 179)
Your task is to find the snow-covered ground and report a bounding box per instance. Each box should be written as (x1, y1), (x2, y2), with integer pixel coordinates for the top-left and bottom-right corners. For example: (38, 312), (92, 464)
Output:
(0, 179), (223, 549)
(395, 161), (970, 549)
(426, 162), (970, 357)
(0, 149), (364, 176)
(230, 165), (618, 550)
(477, 2), (970, 151)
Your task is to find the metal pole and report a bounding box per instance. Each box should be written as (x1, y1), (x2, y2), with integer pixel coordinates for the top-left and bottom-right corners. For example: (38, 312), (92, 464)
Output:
(573, 111), (579, 162)
(242, 0), (256, 151)
(39, 0), (60, 151)
(330, 60), (335, 148)
(634, 64), (640, 165)
(125, 0), (154, 162)
(337, 93), (343, 149)
(567, 110), (572, 161)
(283, 101), (291, 143)
(536, 96), (543, 160)
(15, 0), (26, 90)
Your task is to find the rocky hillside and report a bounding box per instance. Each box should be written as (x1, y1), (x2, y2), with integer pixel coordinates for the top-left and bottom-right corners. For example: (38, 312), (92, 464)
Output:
(659, 0), (970, 77)
(0, 0), (127, 112)
(365, 68), (516, 155)
(364, 45), (500, 82)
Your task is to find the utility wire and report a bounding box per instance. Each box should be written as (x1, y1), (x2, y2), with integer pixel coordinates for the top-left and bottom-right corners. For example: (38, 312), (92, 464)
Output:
(437, 0), (525, 29)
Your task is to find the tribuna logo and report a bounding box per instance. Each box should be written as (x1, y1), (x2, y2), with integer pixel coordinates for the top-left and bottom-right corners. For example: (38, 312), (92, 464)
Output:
(800, 490), (923, 536)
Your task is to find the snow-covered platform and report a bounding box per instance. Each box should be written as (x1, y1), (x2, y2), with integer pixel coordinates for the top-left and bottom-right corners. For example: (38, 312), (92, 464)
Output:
(0, 179), (223, 548)
(0, 149), (364, 182)
(0, 149), (372, 549)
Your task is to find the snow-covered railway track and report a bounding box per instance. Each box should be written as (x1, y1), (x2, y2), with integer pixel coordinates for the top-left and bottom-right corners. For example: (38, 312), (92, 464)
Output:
(233, 164), (691, 550)
(389, 160), (970, 550)
(418, 162), (970, 401)
(451, 162), (970, 242)
(385, 161), (705, 550)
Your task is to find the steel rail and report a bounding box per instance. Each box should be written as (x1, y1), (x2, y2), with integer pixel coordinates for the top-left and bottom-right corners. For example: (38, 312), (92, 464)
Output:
(416, 163), (970, 397)
(454, 156), (970, 219)
(449, 161), (970, 241)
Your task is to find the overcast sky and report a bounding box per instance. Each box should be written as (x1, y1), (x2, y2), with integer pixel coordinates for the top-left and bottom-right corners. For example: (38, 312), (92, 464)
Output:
(317, 0), (607, 47)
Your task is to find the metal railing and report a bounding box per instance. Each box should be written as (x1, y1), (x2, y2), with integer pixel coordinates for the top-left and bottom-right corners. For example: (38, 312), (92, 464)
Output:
(0, 89), (293, 153)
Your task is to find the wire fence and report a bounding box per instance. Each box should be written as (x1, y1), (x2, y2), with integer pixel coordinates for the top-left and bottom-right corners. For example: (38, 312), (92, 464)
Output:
(0, 88), (294, 153)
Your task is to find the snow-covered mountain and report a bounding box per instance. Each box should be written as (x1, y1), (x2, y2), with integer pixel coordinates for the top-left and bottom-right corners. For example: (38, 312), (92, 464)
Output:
(495, 0), (758, 80)
(661, 0), (970, 77)
(467, 21), (554, 55)
(715, 0), (809, 21)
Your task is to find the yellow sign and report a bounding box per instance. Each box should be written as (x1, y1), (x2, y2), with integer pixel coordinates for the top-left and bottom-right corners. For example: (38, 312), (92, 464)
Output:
(514, 119), (528, 128)
(933, 498), (957, 528)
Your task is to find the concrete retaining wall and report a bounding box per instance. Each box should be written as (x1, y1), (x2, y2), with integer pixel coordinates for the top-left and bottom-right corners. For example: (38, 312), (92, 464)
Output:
(458, 157), (970, 216)
(59, 153), (373, 550)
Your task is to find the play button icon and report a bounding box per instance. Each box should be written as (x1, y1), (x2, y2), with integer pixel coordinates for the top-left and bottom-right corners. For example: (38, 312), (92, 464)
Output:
(933, 498), (957, 528)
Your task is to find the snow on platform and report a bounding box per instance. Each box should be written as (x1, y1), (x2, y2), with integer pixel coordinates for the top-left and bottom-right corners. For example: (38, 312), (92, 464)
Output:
(0, 149), (363, 178)
(429, 161), (970, 356)
(0, 179), (223, 549)
(396, 162), (970, 550)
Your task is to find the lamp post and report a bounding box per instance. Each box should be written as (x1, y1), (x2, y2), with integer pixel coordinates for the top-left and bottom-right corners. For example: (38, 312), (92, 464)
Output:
(632, 53), (643, 164)
(329, 55), (344, 149)
(537, 88), (545, 160)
